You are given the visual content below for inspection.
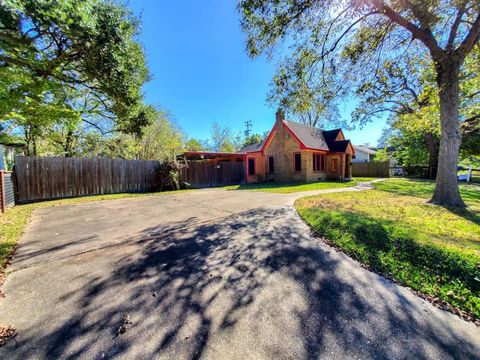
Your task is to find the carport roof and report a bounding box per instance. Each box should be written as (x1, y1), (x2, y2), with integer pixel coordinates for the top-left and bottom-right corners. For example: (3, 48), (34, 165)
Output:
(177, 151), (245, 160)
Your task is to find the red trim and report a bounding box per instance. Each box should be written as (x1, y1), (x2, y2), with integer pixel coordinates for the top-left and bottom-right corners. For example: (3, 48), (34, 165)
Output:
(293, 152), (302, 173)
(260, 126), (277, 154)
(302, 148), (328, 153)
(347, 142), (355, 155)
(283, 122), (306, 148)
(182, 151), (243, 156)
(336, 130), (345, 141)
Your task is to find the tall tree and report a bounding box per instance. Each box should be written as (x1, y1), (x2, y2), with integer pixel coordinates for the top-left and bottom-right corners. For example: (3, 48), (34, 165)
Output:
(381, 46), (479, 175)
(209, 122), (232, 152)
(269, 54), (346, 129)
(137, 111), (184, 161)
(239, 0), (480, 207)
(185, 138), (206, 152)
(0, 0), (153, 150)
(242, 133), (262, 148)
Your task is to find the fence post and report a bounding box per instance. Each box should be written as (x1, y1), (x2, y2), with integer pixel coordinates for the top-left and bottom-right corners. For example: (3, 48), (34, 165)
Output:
(1, 170), (5, 213)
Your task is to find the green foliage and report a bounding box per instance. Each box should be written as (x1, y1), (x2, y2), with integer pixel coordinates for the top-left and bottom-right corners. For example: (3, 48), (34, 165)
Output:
(242, 133), (262, 148)
(185, 138), (205, 151)
(381, 47), (480, 166)
(372, 148), (389, 162)
(238, 0), (480, 205)
(157, 161), (181, 190)
(73, 110), (183, 161)
(209, 122), (232, 152)
(0, 0), (153, 155)
(137, 111), (184, 161)
(296, 179), (480, 319)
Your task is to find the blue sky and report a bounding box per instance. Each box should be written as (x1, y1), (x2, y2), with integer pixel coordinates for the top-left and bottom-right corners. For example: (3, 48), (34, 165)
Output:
(129, 0), (386, 146)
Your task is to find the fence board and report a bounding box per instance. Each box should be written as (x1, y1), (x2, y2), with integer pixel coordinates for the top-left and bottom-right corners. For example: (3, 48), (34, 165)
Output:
(179, 161), (245, 188)
(351, 162), (390, 178)
(14, 156), (163, 203)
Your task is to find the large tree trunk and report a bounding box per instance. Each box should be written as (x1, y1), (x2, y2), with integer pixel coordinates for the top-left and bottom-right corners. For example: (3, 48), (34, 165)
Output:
(430, 57), (465, 207)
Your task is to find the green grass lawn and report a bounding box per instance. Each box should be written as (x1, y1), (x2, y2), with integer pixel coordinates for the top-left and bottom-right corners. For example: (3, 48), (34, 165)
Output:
(295, 178), (480, 319)
(0, 190), (189, 272)
(224, 177), (379, 194)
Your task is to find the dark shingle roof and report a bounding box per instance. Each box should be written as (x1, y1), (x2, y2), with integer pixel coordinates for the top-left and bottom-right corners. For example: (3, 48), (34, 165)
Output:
(239, 140), (264, 153)
(328, 140), (351, 153)
(321, 129), (342, 147)
(240, 120), (352, 153)
(284, 120), (329, 151)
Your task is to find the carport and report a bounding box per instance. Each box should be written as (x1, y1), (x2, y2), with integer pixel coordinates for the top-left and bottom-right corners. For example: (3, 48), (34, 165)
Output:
(177, 151), (246, 187)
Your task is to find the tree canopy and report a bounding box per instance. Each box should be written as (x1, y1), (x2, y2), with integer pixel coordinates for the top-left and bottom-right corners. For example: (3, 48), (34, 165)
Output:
(1, 0), (155, 155)
(239, 0), (480, 207)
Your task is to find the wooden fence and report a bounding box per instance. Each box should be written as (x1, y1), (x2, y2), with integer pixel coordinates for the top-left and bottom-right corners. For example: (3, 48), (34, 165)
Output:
(351, 161), (390, 178)
(179, 161), (245, 188)
(15, 156), (163, 203)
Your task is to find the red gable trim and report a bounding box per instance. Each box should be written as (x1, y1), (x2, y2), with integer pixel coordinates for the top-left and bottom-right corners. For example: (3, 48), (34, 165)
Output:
(259, 125), (277, 154)
(336, 130), (345, 141)
(347, 141), (355, 155)
(282, 121), (306, 149)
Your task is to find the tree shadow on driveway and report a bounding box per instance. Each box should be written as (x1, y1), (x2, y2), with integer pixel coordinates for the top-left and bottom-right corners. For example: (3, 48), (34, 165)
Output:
(1, 207), (479, 359)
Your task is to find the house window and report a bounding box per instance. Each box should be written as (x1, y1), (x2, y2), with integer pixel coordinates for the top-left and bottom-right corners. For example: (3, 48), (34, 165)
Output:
(294, 152), (301, 172)
(313, 154), (326, 172)
(248, 158), (255, 176)
(268, 156), (274, 174)
(331, 159), (338, 172)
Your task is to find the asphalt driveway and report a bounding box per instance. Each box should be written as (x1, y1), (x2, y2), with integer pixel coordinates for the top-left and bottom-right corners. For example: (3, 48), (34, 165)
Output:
(0, 187), (479, 359)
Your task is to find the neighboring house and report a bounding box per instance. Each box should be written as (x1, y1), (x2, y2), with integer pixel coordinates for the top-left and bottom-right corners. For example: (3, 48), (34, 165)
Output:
(178, 109), (355, 184)
(352, 145), (376, 163)
(0, 142), (25, 171)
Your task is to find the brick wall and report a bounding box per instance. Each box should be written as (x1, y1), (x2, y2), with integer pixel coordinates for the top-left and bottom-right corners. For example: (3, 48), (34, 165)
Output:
(325, 154), (345, 180)
(305, 152), (327, 182)
(265, 119), (304, 182)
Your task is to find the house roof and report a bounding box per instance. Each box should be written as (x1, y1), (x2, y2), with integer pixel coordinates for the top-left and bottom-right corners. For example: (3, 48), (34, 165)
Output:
(239, 140), (264, 153)
(321, 129), (342, 145)
(353, 145), (377, 155)
(283, 120), (330, 151)
(177, 151), (245, 160)
(328, 140), (352, 153)
(239, 118), (354, 155)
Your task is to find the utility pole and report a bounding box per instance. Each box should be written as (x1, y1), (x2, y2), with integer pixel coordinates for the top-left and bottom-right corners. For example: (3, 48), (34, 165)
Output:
(244, 120), (252, 138)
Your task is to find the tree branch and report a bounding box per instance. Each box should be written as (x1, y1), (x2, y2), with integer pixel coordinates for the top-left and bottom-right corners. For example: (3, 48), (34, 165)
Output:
(447, 2), (466, 49)
(457, 11), (480, 59)
(372, 0), (443, 59)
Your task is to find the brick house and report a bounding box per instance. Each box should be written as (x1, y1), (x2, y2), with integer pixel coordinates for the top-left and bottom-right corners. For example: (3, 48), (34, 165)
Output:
(241, 109), (354, 183)
(178, 109), (354, 186)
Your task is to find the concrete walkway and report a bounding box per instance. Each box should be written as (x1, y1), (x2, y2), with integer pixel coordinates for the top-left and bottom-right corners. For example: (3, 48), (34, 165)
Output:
(0, 183), (479, 359)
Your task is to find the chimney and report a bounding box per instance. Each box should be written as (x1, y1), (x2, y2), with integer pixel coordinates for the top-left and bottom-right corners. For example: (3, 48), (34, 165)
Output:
(275, 107), (285, 125)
